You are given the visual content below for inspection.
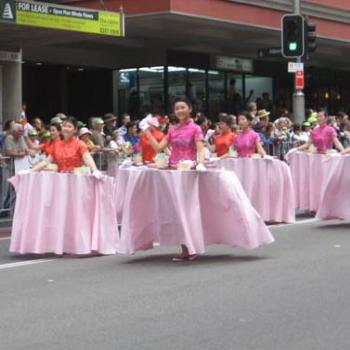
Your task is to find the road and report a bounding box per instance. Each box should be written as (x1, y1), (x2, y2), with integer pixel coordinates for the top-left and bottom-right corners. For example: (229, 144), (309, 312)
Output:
(0, 219), (349, 350)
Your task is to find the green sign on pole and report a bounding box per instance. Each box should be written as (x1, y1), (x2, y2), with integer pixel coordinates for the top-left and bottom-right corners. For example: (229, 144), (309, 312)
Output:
(0, 0), (124, 37)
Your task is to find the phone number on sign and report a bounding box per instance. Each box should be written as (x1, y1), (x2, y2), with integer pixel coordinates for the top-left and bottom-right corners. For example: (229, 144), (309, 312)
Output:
(99, 27), (119, 35)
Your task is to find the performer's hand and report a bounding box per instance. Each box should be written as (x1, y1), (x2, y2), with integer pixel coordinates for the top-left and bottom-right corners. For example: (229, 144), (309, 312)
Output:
(196, 163), (207, 171)
(92, 170), (103, 180)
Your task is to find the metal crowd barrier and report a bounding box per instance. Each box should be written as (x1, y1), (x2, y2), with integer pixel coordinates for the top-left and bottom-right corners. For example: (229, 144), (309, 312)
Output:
(264, 141), (296, 160)
(94, 150), (125, 172)
(0, 157), (15, 221)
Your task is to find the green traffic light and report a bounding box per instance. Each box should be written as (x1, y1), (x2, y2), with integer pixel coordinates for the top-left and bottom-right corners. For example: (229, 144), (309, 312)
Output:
(289, 42), (297, 51)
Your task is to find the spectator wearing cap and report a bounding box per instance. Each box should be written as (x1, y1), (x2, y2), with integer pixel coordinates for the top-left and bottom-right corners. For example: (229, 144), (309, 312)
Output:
(118, 113), (131, 137)
(307, 111), (318, 126)
(50, 116), (63, 125)
(79, 127), (97, 155)
(103, 113), (118, 138)
(77, 121), (87, 129)
(90, 118), (105, 149)
(302, 121), (311, 135)
(4, 123), (28, 159)
(139, 116), (165, 162)
(255, 109), (270, 131)
(55, 113), (67, 121)
(26, 129), (41, 155)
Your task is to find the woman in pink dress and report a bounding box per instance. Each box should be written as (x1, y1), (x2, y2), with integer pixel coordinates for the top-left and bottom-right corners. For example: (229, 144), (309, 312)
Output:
(142, 96), (206, 261)
(144, 96), (205, 168)
(298, 110), (344, 153)
(234, 112), (266, 158)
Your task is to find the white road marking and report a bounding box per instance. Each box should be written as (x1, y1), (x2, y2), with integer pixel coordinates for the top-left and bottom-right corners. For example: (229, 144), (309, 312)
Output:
(0, 236), (10, 241)
(0, 259), (54, 270)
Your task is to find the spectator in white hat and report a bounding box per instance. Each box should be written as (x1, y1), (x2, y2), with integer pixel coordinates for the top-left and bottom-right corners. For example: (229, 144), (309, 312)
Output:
(79, 127), (97, 155)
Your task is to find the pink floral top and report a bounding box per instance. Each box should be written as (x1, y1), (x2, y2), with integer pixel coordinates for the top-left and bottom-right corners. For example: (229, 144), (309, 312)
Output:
(234, 129), (261, 158)
(166, 119), (203, 166)
(310, 125), (336, 153)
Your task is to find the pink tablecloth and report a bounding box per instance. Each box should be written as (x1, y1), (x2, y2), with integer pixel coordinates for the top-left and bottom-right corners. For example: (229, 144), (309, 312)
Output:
(116, 168), (274, 255)
(317, 155), (350, 221)
(285, 151), (340, 212)
(9, 173), (119, 255)
(214, 158), (295, 223)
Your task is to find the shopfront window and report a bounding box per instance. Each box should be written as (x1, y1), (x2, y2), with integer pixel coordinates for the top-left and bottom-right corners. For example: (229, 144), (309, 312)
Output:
(167, 66), (186, 111)
(226, 74), (243, 115)
(245, 75), (273, 110)
(118, 68), (138, 117)
(187, 68), (206, 115)
(208, 70), (225, 120)
(139, 66), (164, 116)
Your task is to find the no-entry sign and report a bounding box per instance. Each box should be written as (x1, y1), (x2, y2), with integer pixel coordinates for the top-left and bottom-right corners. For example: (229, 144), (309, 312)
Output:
(295, 70), (304, 90)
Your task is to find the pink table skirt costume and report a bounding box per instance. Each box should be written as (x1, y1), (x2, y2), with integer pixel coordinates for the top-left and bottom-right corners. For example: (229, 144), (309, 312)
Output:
(9, 172), (119, 255)
(116, 168), (274, 255)
(317, 155), (350, 221)
(285, 150), (340, 212)
(214, 158), (295, 223)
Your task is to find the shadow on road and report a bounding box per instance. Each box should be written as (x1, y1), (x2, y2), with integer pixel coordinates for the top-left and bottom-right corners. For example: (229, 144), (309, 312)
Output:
(317, 222), (350, 230)
(122, 253), (271, 266)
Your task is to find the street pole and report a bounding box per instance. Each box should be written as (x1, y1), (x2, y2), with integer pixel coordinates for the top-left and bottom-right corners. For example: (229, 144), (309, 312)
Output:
(292, 0), (305, 123)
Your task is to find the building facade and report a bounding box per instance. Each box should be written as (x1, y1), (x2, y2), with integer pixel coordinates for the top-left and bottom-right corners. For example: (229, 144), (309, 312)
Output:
(0, 0), (350, 121)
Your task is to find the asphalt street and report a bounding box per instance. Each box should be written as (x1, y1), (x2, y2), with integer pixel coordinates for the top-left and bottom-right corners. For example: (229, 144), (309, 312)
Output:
(0, 219), (349, 350)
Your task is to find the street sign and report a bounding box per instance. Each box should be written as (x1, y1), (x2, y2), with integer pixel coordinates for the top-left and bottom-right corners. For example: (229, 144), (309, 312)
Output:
(288, 62), (304, 73)
(257, 47), (281, 59)
(215, 56), (253, 73)
(0, 0), (125, 37)
(295, 70), (304, 90)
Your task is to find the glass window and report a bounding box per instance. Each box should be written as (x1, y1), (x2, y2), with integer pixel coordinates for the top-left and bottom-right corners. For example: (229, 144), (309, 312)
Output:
(139, 66), (164, 116)
(226, 73), (243, 115)
(167, 66), (186, 111)
(117, 68), (139, 117)
(208, 70), (225, 121)
(245, 75), (273, 111)
(187, 68), (206, 115)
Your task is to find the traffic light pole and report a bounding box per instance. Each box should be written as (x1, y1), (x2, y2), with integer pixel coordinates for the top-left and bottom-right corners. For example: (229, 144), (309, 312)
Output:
(292, 0), (305, 124)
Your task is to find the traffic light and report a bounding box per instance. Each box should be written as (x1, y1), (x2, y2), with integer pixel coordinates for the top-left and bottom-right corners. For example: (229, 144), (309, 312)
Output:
(304, 16), (317, 55)
(281, 14), (304, 58)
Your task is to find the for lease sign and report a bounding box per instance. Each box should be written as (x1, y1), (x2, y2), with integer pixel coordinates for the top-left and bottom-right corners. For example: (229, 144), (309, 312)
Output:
(0, 0), (124, 37)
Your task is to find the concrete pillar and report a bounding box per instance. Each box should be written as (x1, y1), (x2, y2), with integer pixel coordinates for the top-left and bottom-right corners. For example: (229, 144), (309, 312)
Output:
(1, 49), (22, 123)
